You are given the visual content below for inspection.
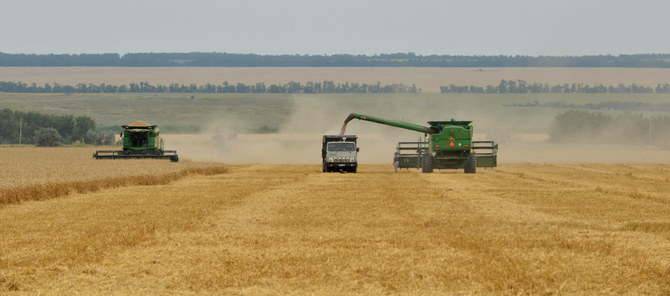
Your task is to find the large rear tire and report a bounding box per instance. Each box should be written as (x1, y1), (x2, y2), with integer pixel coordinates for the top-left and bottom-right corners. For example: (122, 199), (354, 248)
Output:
(464, 154), (476, 174)
(422, 154), (433, 173)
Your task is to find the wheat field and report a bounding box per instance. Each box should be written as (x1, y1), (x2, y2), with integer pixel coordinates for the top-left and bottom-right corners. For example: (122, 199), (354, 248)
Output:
(1, 162), (669, 294)
(0, 147), (225, 206)
(3, 67), (670, 92)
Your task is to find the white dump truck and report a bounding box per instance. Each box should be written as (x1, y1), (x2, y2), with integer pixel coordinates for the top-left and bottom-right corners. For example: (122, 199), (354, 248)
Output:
(322, 135), (359, 173)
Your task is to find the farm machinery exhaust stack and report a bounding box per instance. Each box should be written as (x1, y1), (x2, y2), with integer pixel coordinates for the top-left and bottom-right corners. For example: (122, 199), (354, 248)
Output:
(93, 121), (179, 162)
(340, 113), (497, 173)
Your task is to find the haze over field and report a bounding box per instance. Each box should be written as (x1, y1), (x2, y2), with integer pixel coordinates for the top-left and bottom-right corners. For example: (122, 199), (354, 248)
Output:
(164, 94), (670, 165)
(2, 89), (670, 165)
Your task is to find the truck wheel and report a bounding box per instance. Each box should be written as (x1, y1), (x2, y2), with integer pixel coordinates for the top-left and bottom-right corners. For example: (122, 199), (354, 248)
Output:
(422, 154), (433, 173)
(351, 167), (357, 173)
(322, 162), (327, 173)
(464, 154), (476, 174)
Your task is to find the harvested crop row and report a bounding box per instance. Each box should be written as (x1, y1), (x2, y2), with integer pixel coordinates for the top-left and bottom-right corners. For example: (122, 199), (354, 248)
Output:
(0, 166), (226, 207)
(0, 147), (220, 188)
(0, 146), (226, 206)
(2, 164), (670, 294)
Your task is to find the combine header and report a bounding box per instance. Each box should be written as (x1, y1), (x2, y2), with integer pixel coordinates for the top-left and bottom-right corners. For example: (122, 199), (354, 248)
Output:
(341, 113), (497, 173)
(93, 121), (178, 162)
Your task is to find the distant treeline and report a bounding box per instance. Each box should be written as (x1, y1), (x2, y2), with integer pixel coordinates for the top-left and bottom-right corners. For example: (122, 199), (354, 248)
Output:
(0, 81), (419, 94)
(2, 52), (670, 67)
(549, 110), (670, 146)
(0, 109), (112, 145)
(441, 80), (670, 94)
(507, 101), (670, 112)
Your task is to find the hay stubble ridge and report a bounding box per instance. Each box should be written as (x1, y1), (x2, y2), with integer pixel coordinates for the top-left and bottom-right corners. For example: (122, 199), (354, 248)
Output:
(0, 147), (226, 206)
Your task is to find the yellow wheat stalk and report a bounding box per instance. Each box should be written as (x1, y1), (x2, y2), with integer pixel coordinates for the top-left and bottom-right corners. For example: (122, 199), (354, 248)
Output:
(0, 166), (226, 206)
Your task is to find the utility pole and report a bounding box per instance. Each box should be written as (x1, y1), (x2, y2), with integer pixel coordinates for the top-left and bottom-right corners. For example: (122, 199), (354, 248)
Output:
(19, 117), (22, 145)
(649, 117), (652, 146)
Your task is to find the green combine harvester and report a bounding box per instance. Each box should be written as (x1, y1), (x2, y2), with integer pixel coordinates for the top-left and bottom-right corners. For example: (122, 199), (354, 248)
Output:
(93, 120), (179, 162)
(341, 113), (497, 173)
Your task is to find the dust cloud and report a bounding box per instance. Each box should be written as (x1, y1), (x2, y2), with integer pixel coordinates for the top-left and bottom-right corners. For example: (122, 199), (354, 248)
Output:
(165, 96), (413, 164)
(164, 95), (670, 165)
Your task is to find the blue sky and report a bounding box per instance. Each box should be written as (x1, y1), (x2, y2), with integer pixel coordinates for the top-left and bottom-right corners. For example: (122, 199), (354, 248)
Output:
(2, 0), (669, 55)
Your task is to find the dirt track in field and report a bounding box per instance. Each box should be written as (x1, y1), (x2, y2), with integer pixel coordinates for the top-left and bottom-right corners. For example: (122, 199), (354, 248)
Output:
(2, 164), (670, 294)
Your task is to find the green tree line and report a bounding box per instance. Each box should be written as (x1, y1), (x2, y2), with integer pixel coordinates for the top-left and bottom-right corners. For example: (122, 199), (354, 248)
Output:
(0, 109), (112, 145)
(441, 80), (670, 94)
(0, 81), (419, 94)
(2, 52), (670, 67)
(548, 110), (670, 146)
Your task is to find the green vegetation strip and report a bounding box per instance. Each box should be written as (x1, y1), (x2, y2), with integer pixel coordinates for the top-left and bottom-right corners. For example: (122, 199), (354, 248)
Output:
(441, 79), (670, 94)
(0, 80), (419, 94)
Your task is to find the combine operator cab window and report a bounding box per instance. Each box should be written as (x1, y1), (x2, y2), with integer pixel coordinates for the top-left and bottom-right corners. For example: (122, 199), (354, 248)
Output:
(129, 131), (149, 147)
(328, 142), (355, 152)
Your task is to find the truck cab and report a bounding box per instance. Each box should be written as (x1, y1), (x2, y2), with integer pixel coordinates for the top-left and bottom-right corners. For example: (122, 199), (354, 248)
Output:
(322, 135), (359, 173)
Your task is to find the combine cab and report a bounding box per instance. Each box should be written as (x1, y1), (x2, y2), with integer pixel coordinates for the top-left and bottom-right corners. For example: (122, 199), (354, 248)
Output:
(93, 121), (178, 162)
